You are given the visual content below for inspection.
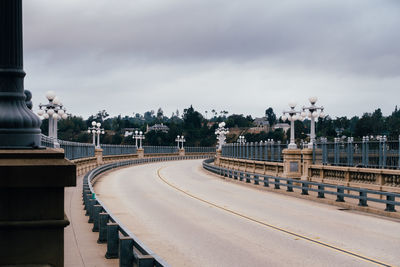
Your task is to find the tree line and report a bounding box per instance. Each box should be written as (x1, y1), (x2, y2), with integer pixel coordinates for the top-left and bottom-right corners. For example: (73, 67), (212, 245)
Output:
(41, 105), (400, 146)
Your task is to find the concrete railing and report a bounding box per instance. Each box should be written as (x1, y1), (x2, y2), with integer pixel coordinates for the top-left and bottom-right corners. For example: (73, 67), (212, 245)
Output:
(217, 153), (400, 193)
(204, 159), (400, 217)
(83, 155), (212, 267)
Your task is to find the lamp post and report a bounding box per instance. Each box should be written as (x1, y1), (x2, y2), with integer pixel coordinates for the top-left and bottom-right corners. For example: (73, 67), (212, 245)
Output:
(0, 0), (42, 148)
(215, 122), (229, 150)
(87, 121), (104, 148)
(37, 91), (68, 148)
(281, 102), (302, 149)
(302, 97), (325, 149)
(175, 135), (186, 149)
(133, 130), (145, 149)
(238, 135), (246, 144)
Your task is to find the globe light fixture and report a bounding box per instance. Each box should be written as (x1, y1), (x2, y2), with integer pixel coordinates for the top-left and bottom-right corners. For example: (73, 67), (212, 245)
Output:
(175, 135), (186, 149)
(37, 91), (69, 148)
(215, 122), (229, 150)
(281, 102), (302, 149)
(302, 96), (325, 149)
(88, 121), (104, 148)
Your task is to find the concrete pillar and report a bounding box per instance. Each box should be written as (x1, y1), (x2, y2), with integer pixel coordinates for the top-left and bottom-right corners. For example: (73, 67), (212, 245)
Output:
(95, 148), (103, 165)
(0, 149), (76, 267)
(301, 148), (313, 181)
(137, 148), (144, 159)
(179, 148), (185, 156)
(282, 149), (302, 179)
(215, 149), (222, 165)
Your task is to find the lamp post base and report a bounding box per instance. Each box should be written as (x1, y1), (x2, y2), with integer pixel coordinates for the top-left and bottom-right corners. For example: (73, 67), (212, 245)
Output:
(288, 143), (298, 150)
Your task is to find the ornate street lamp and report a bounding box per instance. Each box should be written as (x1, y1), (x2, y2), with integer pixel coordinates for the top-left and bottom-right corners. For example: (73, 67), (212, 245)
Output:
(215, 122), (229, 150)
(301, 97), (325, 149)
(0, 0), (42, 148)
(37, 91), (68, 148)
(175, 135), (186, 149)
(281, 102), (302, 149)
(237, 135), (246, 144)
(133, 130), (145, 149)
(87, 121), (104, 148)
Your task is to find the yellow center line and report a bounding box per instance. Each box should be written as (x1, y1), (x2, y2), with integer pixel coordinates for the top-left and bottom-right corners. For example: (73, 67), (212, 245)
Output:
(157, 167), (394, 267)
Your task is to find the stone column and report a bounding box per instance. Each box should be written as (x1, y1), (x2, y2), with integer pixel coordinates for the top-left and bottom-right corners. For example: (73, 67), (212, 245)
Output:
(179, 148), (185, 156)
(301, 148), (313, 180)
(95, 148), (103, 165)
(0, 0), (41, 148)
(282, 149), (302, 179)
(137, 148), (144, 159)
(0, 149), (76, 266)
(215, 149), (222, 166)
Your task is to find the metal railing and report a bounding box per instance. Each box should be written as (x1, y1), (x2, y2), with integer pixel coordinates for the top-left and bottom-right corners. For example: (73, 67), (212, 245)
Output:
(222, 141), (286, 162)
(183, 146), (216, 153)
(143, 146), (178, 154)
(313, 137), (400, 169)
(59, 140), (95, 160)
(40, 134), (55, 148)
(101, 144), (137, 156)
(203, 159), (400, 213)
(83, 155), (212, 266)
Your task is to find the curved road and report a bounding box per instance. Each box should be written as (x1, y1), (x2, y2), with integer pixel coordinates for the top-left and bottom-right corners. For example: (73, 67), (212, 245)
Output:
(94, 159), (400, 267)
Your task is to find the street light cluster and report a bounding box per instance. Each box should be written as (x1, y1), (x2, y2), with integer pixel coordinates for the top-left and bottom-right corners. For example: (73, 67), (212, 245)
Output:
(37, 91), (69, 148)
(238, 135), (246, 144)
(175, 135), (186, 149)
(215, 122), (229, 150)
(281, 97), (326, 149)
(87, 121), (104, 148)
(124, 129), (145, 148)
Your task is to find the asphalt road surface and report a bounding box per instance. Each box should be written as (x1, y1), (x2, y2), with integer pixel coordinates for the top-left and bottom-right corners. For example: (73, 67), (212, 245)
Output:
(94, 159), (400, 267)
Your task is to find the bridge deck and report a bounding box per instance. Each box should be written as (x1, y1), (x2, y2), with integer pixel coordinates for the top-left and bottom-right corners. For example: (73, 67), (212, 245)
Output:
(93, 159), (400, 266)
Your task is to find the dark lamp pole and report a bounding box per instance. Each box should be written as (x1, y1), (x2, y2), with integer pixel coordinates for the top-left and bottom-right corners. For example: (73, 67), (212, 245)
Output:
(0, 0), (41, 148)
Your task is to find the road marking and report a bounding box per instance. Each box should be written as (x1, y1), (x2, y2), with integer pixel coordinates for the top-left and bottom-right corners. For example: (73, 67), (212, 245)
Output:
(157, 167), (394, 267)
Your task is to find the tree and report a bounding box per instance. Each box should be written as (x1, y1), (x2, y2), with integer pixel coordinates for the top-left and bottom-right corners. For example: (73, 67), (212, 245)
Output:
(265, 107), (277, 126)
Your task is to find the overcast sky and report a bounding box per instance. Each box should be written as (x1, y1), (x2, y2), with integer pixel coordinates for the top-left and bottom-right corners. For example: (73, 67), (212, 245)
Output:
(23, 0), (400, 120)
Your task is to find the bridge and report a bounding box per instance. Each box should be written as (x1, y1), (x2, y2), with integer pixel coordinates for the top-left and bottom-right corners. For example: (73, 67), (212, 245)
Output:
(1, 1), (400, 267)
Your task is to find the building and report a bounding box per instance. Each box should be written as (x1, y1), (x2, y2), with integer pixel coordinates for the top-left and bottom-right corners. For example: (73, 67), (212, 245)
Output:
(146, 123), (169, 133)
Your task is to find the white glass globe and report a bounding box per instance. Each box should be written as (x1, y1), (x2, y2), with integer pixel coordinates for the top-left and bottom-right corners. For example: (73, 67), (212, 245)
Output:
(47, 109), (55, 116)
(139, 131), (143, 135)
(135, 130), (138, 134)
(46, 90), (56, 101)
(53, 97), (61, 105)
(301, 111), (306, 118)
(37, 110), (44, 116)
(87, 130), (91, 133)
(101, 131), (105, 134)
(312, 111), (318, 118)
(177, 135), (180, 138)
(53, 113), (58, 119)
(43, 113), (49, 119)
(309, 96), (318, 104)
(58, 109), (64, 115)
(92, 130), (96, 133)
(96, 122), (101, 127)
(308, 112), (312, 118)
(221, 122), (226, 127)
(91, 121), (96, 126)
(292, 115), (298, 121)
(281, 115), (287, 121)
(319, 112), (325, 118)
(62, 114), (68, 119)
(97, 130), (100, 134)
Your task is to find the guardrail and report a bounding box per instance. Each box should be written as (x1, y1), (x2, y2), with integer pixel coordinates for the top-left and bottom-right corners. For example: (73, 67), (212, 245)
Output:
(203, 159), (400, 213)
(101, 144), (137, 156)
(185, 146), (216, 153)
(143, 146), (179, 154)
(83, 155), (212, 267)
(222, 141), (286, 162)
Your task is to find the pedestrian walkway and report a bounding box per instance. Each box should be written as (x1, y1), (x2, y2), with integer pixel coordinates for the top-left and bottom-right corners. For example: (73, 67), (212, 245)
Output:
(64, 175), (117, 267)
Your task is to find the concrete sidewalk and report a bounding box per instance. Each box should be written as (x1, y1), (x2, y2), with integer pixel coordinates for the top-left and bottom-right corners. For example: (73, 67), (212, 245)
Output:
(64, 175), (118, 267)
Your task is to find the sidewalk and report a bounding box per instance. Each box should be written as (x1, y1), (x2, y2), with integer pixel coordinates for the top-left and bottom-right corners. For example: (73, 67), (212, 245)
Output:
(64, 175), (118, 267)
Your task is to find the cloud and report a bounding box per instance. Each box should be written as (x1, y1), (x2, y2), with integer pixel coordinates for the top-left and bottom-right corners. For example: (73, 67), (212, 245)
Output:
(22, 0), (400, 119)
